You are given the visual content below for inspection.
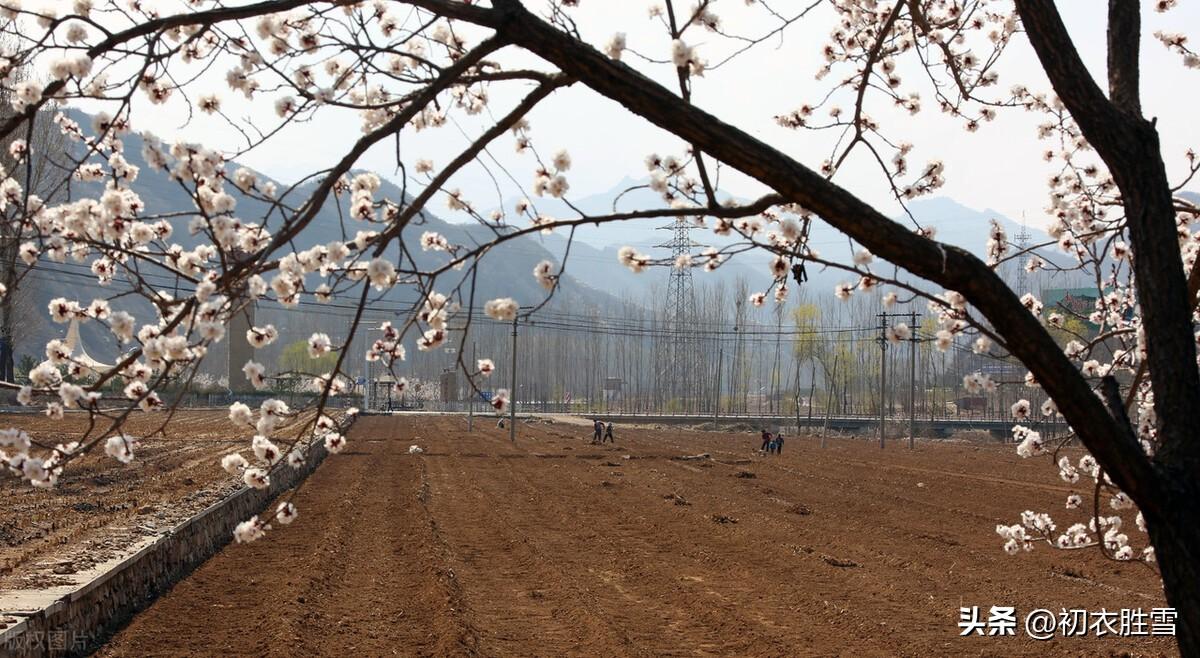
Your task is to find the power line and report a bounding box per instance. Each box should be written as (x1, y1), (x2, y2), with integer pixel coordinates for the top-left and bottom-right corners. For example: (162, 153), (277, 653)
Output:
(26, 263), (1025, 355)
(31, 261), (874, 331)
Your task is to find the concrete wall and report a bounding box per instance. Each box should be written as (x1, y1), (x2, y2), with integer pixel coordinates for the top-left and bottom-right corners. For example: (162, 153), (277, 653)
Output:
(0, 417), (353, 658)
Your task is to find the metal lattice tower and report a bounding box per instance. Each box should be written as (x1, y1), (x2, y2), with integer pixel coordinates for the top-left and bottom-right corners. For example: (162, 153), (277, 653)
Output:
(656, 218), (702, 410)
(1014, 215), (1032, 295)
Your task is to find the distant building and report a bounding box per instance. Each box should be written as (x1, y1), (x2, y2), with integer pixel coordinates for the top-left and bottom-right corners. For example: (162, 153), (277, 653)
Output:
(956, 396), (987, 413)
(1042, 287), (1100, 330)
(604, 377), (623, 406)
(440, 368), (458, 401)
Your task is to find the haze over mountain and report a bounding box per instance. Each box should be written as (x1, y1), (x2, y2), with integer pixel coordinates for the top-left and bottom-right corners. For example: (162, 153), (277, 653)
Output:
(478, 178), (1083, 297)
(23, 112), (619, 365)
(56, 110), (611, 309)
(19, 112), (1184, 367)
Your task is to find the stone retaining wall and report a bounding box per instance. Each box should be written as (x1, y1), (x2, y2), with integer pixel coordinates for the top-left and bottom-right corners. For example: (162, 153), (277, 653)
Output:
(0, 416), (353, 658)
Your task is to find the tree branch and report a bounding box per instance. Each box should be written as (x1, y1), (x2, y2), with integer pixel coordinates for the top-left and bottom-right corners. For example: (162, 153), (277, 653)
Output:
(1016, 0), (1200, 473)
(1107, 0), (1141, 115)
(256, 35), (507, 263)
(371, 74), (572, 254)
(1100, 374), (1140, 449)
(415, 0), (1165, 512)
(0, 0), (327, 143)
(1013, 0), (1129, 141)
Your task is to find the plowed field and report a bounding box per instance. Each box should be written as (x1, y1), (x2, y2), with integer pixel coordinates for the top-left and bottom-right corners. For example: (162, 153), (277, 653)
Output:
(0, 410), (252, 595)
(97, 415), (1175, 657)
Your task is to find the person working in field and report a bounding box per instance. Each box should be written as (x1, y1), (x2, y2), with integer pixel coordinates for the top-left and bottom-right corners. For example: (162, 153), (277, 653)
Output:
(773, 432), (785, 455)
(760, 429), (772, 453)
(604, 422), (615, 443)
(592, 419), (603, 444)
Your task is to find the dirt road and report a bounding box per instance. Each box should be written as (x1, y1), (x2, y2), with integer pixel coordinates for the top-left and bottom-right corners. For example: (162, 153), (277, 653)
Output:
(98, 416), (1175, 657)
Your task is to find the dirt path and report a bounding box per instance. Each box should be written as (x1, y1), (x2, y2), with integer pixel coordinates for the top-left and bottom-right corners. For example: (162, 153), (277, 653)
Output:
(97, 416), (1176, 657)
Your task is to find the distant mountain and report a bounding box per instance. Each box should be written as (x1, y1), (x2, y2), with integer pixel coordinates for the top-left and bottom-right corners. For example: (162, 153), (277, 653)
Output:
(480, 178), (1078, 297)
(25, 114), (1167, 367)
(880, 197), (1035, 252)
(58, 109), (611, 308)
(20, 111), (618, 366)
(487, 180), (1047, 252)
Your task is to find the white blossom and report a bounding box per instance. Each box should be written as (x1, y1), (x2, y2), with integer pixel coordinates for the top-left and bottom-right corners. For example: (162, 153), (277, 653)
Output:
(104, 435), (135, 464)
(308, 333), (332, 358)
(484, 297), (518, 321)
(243, 467), (270, 489)
(233, 516), (265, 543)
(605, 33), (627, 60)
(221, 453), (248, 475)
(324, 433), (346, 453)
(934, 330), (953, 352)
(276, 502), (298, 524)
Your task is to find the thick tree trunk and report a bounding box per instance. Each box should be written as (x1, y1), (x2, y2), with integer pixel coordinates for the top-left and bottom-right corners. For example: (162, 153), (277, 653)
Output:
(1147, 479), (1200, 656)
(1013, 4), (1200, 654)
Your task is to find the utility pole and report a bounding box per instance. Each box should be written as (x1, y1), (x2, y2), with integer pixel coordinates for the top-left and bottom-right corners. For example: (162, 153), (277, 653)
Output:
(794, 361), (802, 439)
(468, 340), (476, 432)
(714, 347), (723, 425)
(908, 311), (918, 450)
(877, 313), (887, 449)
(772, 305), (783, 415)
(362, 321), (372, 412)
(733, 298), (745, 416)
(509, 315), (518, 442)
(362, 351), (370, 412)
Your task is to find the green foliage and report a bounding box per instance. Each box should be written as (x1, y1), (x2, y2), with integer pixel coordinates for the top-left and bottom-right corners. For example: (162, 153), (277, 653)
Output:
(15, 354), (35, 379)
(1048, 315), (1093, 347)
(791, 304), (822, 363)
(277, 339), (339, 377)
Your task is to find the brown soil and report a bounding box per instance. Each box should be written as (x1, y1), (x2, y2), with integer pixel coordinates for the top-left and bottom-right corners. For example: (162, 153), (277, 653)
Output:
(96, 416), (1176, 657)
(0, 409), (312, 592)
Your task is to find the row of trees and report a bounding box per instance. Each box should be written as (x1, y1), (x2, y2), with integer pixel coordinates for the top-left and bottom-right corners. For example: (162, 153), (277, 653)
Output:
(366, 275), (1081, 431)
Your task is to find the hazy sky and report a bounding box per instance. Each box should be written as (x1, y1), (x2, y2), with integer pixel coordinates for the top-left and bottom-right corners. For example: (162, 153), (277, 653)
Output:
(62, 1), (1200, 230)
